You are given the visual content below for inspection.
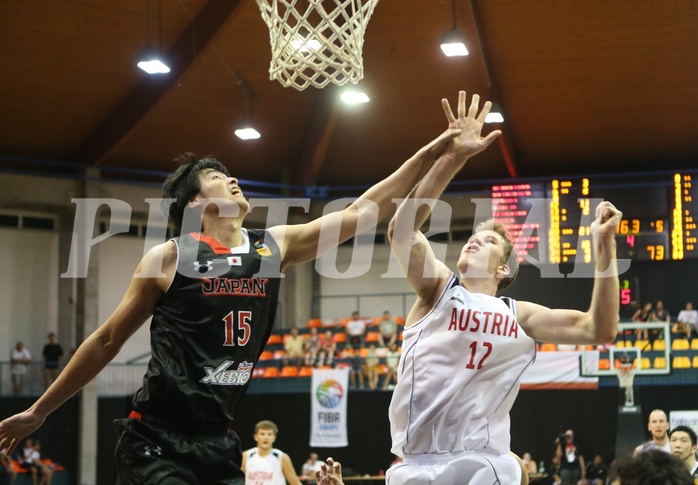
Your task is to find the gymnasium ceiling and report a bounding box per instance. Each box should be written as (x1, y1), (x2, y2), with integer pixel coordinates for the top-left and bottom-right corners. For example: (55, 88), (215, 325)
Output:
(2, 0), (698, 194)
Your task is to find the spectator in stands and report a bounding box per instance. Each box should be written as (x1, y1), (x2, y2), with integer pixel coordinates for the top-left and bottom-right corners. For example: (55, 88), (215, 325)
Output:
(635, 409), (671, 455)
(304, 328), (322, 367)
(10, 341), (32, 396)
(555, 429), (585, 485)
(521, 452), (537, 476)
(0, 447), (17, 485)
(632, 302), (653, 340)
(301, 452), (324, 478)
(549, 455), (562, 485)
(349, 348), (365, 390)
(364, 345), (381, 390)
(669, 425), (698, 478)
(377, 311), (398, 348)
(41, 333), (63, 390)
(21, 438), (53, 485)
(608, 449), (693, 485)
(585, 453), (608, 485)
(283, 328), (305, 368)
(382, 342), (400, 390)
(316, 331), (337, 368)
(677, 302), (698, 340)
(652, 300), (671, 323)
(345, 311), (367, 350)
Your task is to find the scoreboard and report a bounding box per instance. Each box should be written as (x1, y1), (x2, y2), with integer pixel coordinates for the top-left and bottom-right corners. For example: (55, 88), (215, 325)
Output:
(490, 172), (698, 265)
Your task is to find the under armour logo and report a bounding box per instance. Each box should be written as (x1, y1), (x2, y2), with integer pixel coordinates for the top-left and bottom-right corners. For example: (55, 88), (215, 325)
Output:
(194, 260), (214, 273)
(144, 445), (162, 456)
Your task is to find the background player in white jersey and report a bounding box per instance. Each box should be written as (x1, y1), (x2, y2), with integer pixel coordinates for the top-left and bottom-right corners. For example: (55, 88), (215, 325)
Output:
(242, 420), (301, 485)
(386, 91), (622, 484)
(635, 409), (671, 456)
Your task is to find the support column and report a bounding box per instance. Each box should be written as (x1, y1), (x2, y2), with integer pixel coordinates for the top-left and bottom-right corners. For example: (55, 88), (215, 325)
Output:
(75, 172), (102, 485)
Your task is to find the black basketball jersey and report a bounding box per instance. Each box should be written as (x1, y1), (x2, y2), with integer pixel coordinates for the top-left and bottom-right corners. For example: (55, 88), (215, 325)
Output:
(132, 229), (282, 424)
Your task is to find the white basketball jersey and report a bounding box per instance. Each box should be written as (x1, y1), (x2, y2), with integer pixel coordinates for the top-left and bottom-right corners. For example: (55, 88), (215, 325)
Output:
(245, 447), (285, 485)
(389, 274), (536, 456)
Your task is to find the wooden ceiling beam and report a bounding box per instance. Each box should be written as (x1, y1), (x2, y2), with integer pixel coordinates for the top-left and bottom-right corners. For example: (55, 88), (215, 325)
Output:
(73, 0), (245, 166)
(468, 0), (521, 178)
(292, 89), (339, 190)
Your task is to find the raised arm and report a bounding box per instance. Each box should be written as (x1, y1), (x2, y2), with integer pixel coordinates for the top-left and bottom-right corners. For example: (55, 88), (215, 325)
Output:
(517, 201), (622, 344)
(0, 243), (172, 453)
(268, 125), (462, 271)
(388, 92), (501, 308)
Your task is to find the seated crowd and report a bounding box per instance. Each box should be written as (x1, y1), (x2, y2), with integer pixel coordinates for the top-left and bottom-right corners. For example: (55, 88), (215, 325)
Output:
(256, 310), (404, 390)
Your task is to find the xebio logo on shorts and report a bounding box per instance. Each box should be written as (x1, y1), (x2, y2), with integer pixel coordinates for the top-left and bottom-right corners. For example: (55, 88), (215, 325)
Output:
(200, 360), (253, 385)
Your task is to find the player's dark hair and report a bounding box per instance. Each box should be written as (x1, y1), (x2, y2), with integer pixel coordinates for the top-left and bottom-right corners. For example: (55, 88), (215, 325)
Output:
(474, 219), (520, 292)
(161, 152), (230, 236)
(670, 425), (698, 446)
(609, 450), (693, 485)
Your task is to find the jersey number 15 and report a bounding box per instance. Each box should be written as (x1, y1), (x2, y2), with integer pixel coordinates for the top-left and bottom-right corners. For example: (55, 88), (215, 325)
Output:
(223, 310), (251, 346)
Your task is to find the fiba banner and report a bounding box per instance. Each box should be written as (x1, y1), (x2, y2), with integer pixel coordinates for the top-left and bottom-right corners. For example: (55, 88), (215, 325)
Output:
(670, 410), (698, 435)
(310, 368), (349, 447)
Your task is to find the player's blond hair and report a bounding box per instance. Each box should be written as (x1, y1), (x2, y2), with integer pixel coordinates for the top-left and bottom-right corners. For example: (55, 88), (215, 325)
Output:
(254, 420), (279, 435)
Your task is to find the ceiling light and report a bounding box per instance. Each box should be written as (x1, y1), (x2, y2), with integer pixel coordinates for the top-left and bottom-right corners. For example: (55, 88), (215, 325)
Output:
(234, 126), (261, 140)
(137, 0), (170, 75)
(291, 37), (322, 53)
(440, 30), (469, 57)
(137, 48), (170, 74)
(340, 91), (370, 104)
(441, 0), (468, 57)
(485, 112), (504, 123)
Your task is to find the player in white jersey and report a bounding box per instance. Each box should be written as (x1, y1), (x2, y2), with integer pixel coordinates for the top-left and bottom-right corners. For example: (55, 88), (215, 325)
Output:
(386, 92), (622, 484)
(634, 409), (671, 456)
(242, 420), (301, 485)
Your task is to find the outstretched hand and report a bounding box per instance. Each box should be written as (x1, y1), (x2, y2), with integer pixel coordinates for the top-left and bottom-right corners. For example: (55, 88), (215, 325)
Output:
(441, 91), (502, 161)
(0, 411), (45, 454)
(315, 457), (344, 485)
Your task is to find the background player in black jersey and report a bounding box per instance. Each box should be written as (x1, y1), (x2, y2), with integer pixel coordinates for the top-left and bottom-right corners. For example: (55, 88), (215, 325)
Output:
(0, 92), (501, 483)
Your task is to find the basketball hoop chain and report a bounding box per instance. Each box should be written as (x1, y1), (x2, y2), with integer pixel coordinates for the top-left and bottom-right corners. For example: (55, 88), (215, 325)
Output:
(255, 0), (380, 90)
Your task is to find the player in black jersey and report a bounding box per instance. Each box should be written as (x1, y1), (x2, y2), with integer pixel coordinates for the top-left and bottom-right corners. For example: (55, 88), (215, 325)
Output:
(0, 92), (501, 483)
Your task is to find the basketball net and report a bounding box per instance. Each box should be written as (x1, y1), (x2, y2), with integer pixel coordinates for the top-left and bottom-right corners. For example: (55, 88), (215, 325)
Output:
(255, 0), (380, 90)
(615, 363), (637, 407)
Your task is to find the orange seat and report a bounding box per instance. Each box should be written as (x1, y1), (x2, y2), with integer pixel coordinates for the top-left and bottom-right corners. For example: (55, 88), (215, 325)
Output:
(598, 358), (611, 370)
(307, 318), (323, 328)
(539, 343), (557, 352)
(280, 366), (298, 377)
(266, 334), (282, 345)
(298, 366), (314, 377)
(262, 367), (279, 378)
(259, 350), (273, 360)
(340, 318), (350, 327)
(253, 368), (265, 378)
(273, 350), (286, 360)
(394, 316), (405, 325)
(365, 332), (380, 343)
(333, 333), (347, 343)
(358, 347), (369, 357)
(372, 317), (382, 326)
